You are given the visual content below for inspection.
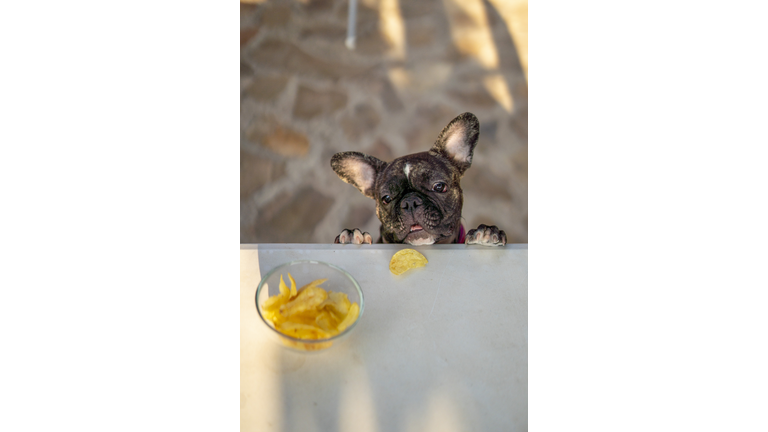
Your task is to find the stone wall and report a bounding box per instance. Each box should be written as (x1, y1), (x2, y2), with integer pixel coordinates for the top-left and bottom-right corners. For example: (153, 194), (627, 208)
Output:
(241, 0), (528, 243)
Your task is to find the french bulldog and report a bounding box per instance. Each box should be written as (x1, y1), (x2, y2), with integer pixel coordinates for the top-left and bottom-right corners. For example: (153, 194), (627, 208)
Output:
(331, 112), (506, 246)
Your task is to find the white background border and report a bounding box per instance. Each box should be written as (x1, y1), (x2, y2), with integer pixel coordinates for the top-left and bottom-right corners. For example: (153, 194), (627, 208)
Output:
(1, 1), (767, 431)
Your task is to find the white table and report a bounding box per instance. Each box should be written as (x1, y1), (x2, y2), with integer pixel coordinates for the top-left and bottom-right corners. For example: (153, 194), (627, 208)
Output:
(240, 244), (528, 432)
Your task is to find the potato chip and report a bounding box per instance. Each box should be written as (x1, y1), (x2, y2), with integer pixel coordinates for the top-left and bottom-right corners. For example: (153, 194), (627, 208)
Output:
(298, 278), (328, 291)
(279, 286), (327, 317)
(262, 274), (292, 311)
(278, 274), (290, 297)
(288, 273), (297, 298)
(260, 273), (361, 350)
(319, 291), (351, 316)
(261, 294), (285, 312)
(285, 310), (321, 326)
(314, 310), (340, 334)
(335, 303), (360, 333)
(278, 321), (332, 339)
(389, 248), (428, 275)
(262, 308), (285, 325)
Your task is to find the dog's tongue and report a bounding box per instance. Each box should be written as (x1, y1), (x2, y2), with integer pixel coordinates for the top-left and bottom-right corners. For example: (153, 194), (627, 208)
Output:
(410, 224), (423, 232)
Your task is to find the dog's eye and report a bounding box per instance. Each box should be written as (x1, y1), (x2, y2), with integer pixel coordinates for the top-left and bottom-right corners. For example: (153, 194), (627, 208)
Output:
(382, 195), (392, 204)
(432, 182), (447, 193)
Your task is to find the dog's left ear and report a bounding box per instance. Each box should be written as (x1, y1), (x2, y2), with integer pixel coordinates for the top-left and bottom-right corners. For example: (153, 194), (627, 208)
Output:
(429, 112), (480, 176)
(331, 151), (387, 199)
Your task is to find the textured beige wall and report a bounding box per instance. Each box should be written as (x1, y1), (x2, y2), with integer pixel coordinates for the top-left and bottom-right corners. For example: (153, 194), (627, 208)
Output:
(241, 0), (528, 243)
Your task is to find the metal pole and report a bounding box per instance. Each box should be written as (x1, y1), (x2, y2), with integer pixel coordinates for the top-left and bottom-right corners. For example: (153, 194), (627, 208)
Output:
(345, 0), (357, 50)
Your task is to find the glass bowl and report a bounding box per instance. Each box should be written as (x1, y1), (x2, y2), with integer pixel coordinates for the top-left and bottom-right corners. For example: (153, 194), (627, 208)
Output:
(255, 260), (364, 352)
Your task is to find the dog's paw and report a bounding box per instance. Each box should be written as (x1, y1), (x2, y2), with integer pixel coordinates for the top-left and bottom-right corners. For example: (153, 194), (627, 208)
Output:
(334, 228), (373, 245)
(465, 224), (507, 247)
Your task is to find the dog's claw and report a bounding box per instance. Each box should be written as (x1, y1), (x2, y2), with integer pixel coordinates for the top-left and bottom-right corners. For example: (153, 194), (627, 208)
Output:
(465, 224), (506, 246)
(335, 228), (373, 245)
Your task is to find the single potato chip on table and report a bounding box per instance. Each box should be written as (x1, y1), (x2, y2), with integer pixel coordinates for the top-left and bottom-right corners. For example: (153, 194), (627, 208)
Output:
(389, 249), (428, 275)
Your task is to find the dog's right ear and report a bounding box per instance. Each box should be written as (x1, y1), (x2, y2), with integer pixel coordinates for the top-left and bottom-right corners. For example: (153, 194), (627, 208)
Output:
(429, 112), (480, 177)
(331, 152), (387, 199)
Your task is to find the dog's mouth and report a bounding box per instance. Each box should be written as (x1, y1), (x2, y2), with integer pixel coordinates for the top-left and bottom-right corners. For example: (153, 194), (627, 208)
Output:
(404, 224), (435, 245)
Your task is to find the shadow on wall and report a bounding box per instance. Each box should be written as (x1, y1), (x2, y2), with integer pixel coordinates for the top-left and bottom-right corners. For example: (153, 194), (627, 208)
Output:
(241, 0), (528, 244)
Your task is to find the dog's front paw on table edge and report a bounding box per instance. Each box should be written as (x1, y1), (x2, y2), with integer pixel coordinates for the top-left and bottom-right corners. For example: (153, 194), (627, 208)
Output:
(465, 224), (507, 247)
(334, 228), (373, 244)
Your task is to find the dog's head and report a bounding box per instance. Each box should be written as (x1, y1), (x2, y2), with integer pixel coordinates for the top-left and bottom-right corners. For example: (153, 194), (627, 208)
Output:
(331, 112), (480, 245)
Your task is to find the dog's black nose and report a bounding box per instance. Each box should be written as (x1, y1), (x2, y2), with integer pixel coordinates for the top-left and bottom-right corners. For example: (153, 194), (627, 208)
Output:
(400, 195), (422, 211)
